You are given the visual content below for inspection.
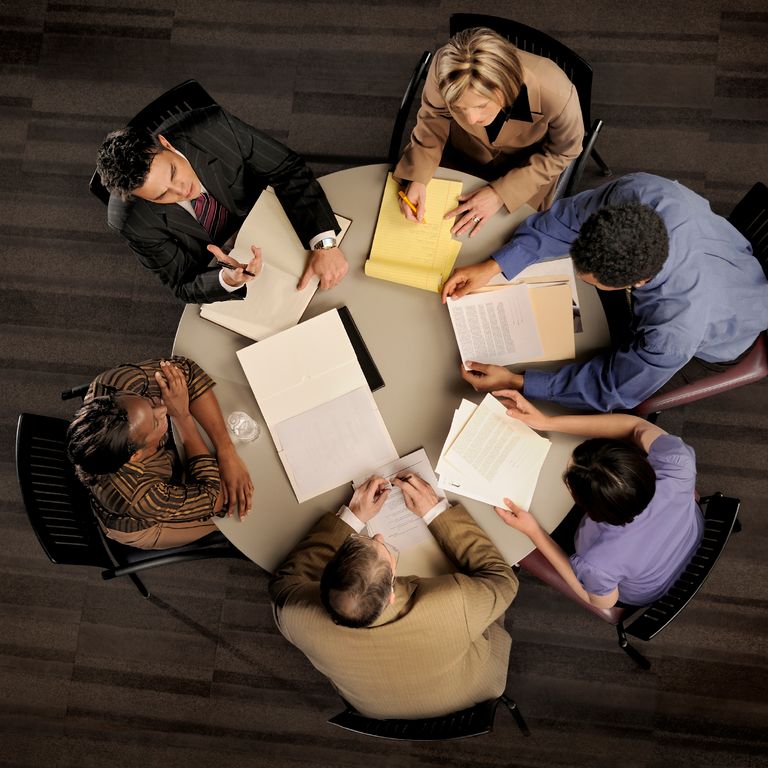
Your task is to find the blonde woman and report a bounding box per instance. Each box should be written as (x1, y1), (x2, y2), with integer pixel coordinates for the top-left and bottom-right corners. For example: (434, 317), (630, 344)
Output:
(395, 27), (584, 236)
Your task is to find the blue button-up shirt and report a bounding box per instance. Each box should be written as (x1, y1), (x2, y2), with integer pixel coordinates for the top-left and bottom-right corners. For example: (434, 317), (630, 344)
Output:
(490, 173), (768, 411)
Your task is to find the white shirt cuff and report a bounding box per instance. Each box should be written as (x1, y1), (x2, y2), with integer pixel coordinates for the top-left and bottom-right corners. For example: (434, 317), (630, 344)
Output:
(337, 499), (450, 532)
(421, 499), (451, 526)
(218, 269), (245, 293)
(309, 230), (337, 250)
(337, 505), (366, 533)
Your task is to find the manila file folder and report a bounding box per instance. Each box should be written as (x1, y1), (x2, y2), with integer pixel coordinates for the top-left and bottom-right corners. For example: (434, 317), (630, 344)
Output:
(528, 282), (575, 362)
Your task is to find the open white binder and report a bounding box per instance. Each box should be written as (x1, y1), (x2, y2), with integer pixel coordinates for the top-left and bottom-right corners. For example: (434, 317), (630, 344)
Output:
(236, 309), (397, 503)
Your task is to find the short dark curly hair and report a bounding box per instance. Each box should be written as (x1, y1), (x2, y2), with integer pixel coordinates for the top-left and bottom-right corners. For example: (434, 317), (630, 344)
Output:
(563, 438), (656, 526)
(96, 126), (163, 200)
(571, 202), (669, 287)
(66, 394), (138, 484)
(320, 537), (393, 628)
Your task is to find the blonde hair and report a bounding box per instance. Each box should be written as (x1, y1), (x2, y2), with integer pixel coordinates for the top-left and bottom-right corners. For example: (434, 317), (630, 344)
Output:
(436, 27), (524, 109)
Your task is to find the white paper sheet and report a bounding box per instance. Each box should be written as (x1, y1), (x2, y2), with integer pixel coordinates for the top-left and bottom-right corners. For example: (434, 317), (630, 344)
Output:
(353, 449), (443, 552)
(447, 284), (543, 367)
(274, 387), (397, 502)
(435, 401), (493, 502)
(436, 400), (476, 478)
(440, 395), (551, 508)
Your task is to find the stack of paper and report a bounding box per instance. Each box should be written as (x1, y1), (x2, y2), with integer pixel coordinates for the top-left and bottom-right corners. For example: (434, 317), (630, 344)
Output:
(436, 395), (551, 509)
(365, 173), (463, 293)
(353, 448), (445, 553)
(236, 309), (397, 503)
(200, 188), (351, 341)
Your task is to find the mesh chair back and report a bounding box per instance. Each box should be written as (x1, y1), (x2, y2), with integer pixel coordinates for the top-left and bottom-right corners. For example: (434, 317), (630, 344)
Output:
(727, 181), (768, 278)
(90, 80), (218, 205)
(625, 494), (740, 641)
(449, 14), (594, 129)
(15, 413), (112, 569)
(328, 697), (498, 740)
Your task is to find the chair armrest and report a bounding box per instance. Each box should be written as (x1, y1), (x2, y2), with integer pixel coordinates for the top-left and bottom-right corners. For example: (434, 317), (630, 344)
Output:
(518, 548), (625, 624)
(633, 332), (767, 416)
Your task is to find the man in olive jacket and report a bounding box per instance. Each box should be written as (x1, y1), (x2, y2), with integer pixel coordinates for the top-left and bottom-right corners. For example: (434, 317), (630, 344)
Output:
(269, 473), (518, 719)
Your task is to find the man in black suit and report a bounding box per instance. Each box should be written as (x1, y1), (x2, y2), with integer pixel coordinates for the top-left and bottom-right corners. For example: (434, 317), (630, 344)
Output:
(96, 105), (348, 304)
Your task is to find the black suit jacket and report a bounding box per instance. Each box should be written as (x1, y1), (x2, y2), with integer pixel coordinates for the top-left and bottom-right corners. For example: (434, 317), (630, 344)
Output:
(107, 106), (339, 304)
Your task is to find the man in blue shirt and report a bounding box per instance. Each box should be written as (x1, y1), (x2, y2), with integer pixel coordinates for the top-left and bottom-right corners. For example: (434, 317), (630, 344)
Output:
(442, 173), (768, 411)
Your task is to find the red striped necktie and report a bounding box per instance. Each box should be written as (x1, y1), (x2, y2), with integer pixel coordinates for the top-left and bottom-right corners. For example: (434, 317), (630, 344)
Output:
(193, 191), (230, 243)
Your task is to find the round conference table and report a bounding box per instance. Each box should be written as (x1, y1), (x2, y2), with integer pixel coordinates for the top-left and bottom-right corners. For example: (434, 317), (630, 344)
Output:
(173, 164), (610, 575)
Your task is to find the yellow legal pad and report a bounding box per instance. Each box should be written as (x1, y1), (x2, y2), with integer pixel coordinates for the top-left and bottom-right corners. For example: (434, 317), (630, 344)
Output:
(365, 173), (463, 293)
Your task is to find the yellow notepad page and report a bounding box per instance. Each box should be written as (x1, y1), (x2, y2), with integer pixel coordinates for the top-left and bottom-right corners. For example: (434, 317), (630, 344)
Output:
(365, 173), (463, 293)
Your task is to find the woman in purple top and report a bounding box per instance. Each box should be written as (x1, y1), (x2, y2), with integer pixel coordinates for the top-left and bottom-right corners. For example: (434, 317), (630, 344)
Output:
(492, 390), (704, 608)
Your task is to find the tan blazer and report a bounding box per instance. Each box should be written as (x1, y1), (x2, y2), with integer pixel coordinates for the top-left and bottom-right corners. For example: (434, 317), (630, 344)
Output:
(394, 48), (584, 212)
(269, 505), (518, 719)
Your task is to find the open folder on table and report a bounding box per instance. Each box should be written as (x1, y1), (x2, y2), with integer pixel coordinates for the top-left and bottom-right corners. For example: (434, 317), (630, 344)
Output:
(200, 189), (351, 341)
(236, 308), (397, 503)
(364, 172), (463, 293)
(447, 275), (575, 367)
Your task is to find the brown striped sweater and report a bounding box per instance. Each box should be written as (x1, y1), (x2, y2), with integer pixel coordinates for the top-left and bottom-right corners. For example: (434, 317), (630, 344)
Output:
(84, 357), (222, 532)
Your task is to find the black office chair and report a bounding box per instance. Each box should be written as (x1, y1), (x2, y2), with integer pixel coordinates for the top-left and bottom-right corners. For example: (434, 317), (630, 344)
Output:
(15, 412), (246, 598)
(519, 493), (741, 670)
(387, 50), (434, 169)
(89, 79), (218, 205)
(388, 14), (611, 200)
(633, 182), (768, 420)
(329, 692), (530, 741)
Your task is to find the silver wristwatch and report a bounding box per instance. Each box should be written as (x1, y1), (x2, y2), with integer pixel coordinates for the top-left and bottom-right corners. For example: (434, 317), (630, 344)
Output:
(313, 236), (337, 250)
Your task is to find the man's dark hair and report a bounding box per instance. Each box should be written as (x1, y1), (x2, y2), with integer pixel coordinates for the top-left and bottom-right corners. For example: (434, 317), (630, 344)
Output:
(564, 438), (656, 526)
(320, 537), (393, 628)
(96, 127), (163, 200)
(66, 395), (138, 484)
(571, 202), (669, 287)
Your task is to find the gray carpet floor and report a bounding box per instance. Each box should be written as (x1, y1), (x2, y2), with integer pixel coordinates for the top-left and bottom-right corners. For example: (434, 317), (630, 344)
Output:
(1, 1), (767, 766)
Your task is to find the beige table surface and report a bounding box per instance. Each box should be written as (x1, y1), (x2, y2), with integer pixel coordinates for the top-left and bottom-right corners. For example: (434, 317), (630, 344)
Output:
(173, 164), (610, 575)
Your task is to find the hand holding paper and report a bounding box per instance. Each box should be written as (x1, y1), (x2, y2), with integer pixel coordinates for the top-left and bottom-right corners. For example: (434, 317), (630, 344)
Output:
(349, 475), (391, 522)
(492, 390), (551, 431)
(393, 472), (439, 518)
(494, 498), (542, 538)
(460, 361), (524, 393)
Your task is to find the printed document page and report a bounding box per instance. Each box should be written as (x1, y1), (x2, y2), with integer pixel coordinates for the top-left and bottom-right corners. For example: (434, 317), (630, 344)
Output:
(201, 188), (351, 340)
(365, 172), (462, 292)
(353, 449), (444, 552)
(488, 255), (582, 333)
(447, 284), (543, 367)
(436, 400), (493, 502)
(441, 395), (551, 508)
